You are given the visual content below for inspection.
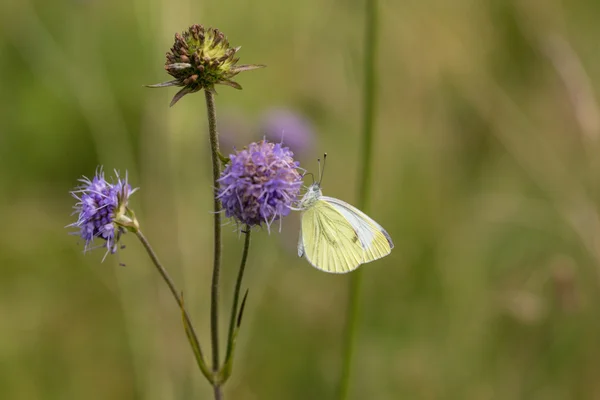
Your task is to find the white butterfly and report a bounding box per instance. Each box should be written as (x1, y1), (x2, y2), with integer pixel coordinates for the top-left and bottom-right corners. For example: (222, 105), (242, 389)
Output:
(297, 157), (393, 273)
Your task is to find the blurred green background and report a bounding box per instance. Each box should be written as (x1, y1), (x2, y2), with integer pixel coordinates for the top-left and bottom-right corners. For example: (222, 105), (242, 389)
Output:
(3, 0), (600, 398)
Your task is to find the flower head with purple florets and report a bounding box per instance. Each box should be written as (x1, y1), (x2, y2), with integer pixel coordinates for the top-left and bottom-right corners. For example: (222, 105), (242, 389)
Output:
(218, 140), (303, 230)
(67, 168), (138, 260)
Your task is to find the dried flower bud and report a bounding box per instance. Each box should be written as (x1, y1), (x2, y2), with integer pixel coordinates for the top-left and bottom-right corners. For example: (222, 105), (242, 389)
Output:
(217, 140), (303, 229)
(147, 24), (265, 106)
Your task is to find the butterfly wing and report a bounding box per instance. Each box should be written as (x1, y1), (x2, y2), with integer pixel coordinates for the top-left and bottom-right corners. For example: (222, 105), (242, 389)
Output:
(320, 196), (393, 262)
(299, 200), (366, 273)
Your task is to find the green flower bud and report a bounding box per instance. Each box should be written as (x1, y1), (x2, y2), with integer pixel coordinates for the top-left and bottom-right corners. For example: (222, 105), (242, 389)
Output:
(147, 24), (265, 106)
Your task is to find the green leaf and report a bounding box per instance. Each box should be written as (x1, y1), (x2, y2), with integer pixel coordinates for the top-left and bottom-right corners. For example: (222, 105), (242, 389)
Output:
(179, 292), (213, 383)
(219, 289), (249, 384)
(218, 151), (230, 166)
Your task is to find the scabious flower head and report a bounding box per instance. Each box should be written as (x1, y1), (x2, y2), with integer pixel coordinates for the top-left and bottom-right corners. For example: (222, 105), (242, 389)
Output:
(147, 24), (265, 106)
(261, 108), (315, 155)
(217, 140), (303, 229)
(67, 168), (138, 260)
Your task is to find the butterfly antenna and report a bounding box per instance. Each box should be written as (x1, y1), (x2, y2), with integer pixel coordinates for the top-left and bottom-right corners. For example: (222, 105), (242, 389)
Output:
(318, 153), (327, 185)
(316, 157), (321, 184)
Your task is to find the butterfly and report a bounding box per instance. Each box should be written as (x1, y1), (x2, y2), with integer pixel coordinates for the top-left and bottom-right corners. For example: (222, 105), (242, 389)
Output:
(297, 155), (393, 273)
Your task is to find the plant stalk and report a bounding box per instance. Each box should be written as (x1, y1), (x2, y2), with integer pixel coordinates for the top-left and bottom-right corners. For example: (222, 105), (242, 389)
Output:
(338, 0), (379, 398)
(225, 228), (251, 364)
(135, 230), (210, 379)
(205, 89), (224, 399)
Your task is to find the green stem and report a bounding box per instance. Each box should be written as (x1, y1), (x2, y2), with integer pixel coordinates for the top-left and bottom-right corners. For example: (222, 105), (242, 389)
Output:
(338, 0), (379, 398)
(225, 228), (251, 365)
(205, 89), (223, 399)
(135, 230), (210, 378)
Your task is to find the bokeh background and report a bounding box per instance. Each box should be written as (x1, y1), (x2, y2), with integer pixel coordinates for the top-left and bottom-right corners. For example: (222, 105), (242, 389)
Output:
(3, 0), (600, 399)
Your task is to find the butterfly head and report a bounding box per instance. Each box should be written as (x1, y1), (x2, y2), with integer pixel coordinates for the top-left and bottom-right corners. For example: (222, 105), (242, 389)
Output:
(298, 154), (327, 209)
(299, 183), (322, 209)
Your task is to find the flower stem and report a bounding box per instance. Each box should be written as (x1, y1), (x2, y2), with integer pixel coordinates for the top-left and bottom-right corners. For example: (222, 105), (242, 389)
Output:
(213, 386), (223, 400)
(134, 230), (210, 379)
(338, 0), (379, 399)
(225, 228), (251, 366)
(205, 89), (224, 399)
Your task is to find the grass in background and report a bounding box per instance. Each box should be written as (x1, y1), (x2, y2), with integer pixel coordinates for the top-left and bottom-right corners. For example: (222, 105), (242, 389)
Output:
(2, 0), (600, 399)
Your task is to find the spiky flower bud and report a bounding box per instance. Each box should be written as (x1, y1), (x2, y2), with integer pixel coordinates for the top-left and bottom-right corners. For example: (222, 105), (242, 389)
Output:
(147, 24), (265, 106)
(67, 168), (138, 260)
(217, 140), (303, 229)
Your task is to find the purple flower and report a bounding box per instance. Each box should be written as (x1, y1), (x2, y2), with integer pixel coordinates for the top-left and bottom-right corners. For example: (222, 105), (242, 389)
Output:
(260, 108), (315, 155)
(217, 140), (303, 229)
(68, 168), (137, 259)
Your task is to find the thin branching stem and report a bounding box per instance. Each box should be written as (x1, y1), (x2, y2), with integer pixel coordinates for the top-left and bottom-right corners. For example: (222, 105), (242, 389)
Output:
(338, 0), (379, 398)
(205, 89), (224, 399)
(135, 230), (209, 376)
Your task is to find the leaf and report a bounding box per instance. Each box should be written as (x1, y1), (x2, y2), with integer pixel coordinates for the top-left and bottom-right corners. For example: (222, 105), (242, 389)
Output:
(145, 79), (181, 88)
(179, 292), (213, 383)
(231, 64), (266, 73)
(220, 79), (243, 90)
(170, 87), (194, 107)
(237, 289), (249, 328)
(217, 152), (231, 166)
(219, 289), (249, 384)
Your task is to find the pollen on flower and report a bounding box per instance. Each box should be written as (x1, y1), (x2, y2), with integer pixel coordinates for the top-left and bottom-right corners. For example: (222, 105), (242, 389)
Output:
(217, 140), (303, 230)
(67, 168), (137, 260)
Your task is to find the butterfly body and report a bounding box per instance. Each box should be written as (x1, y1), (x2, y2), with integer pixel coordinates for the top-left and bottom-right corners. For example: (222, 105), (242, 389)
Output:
(297, 183), (393, 273)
